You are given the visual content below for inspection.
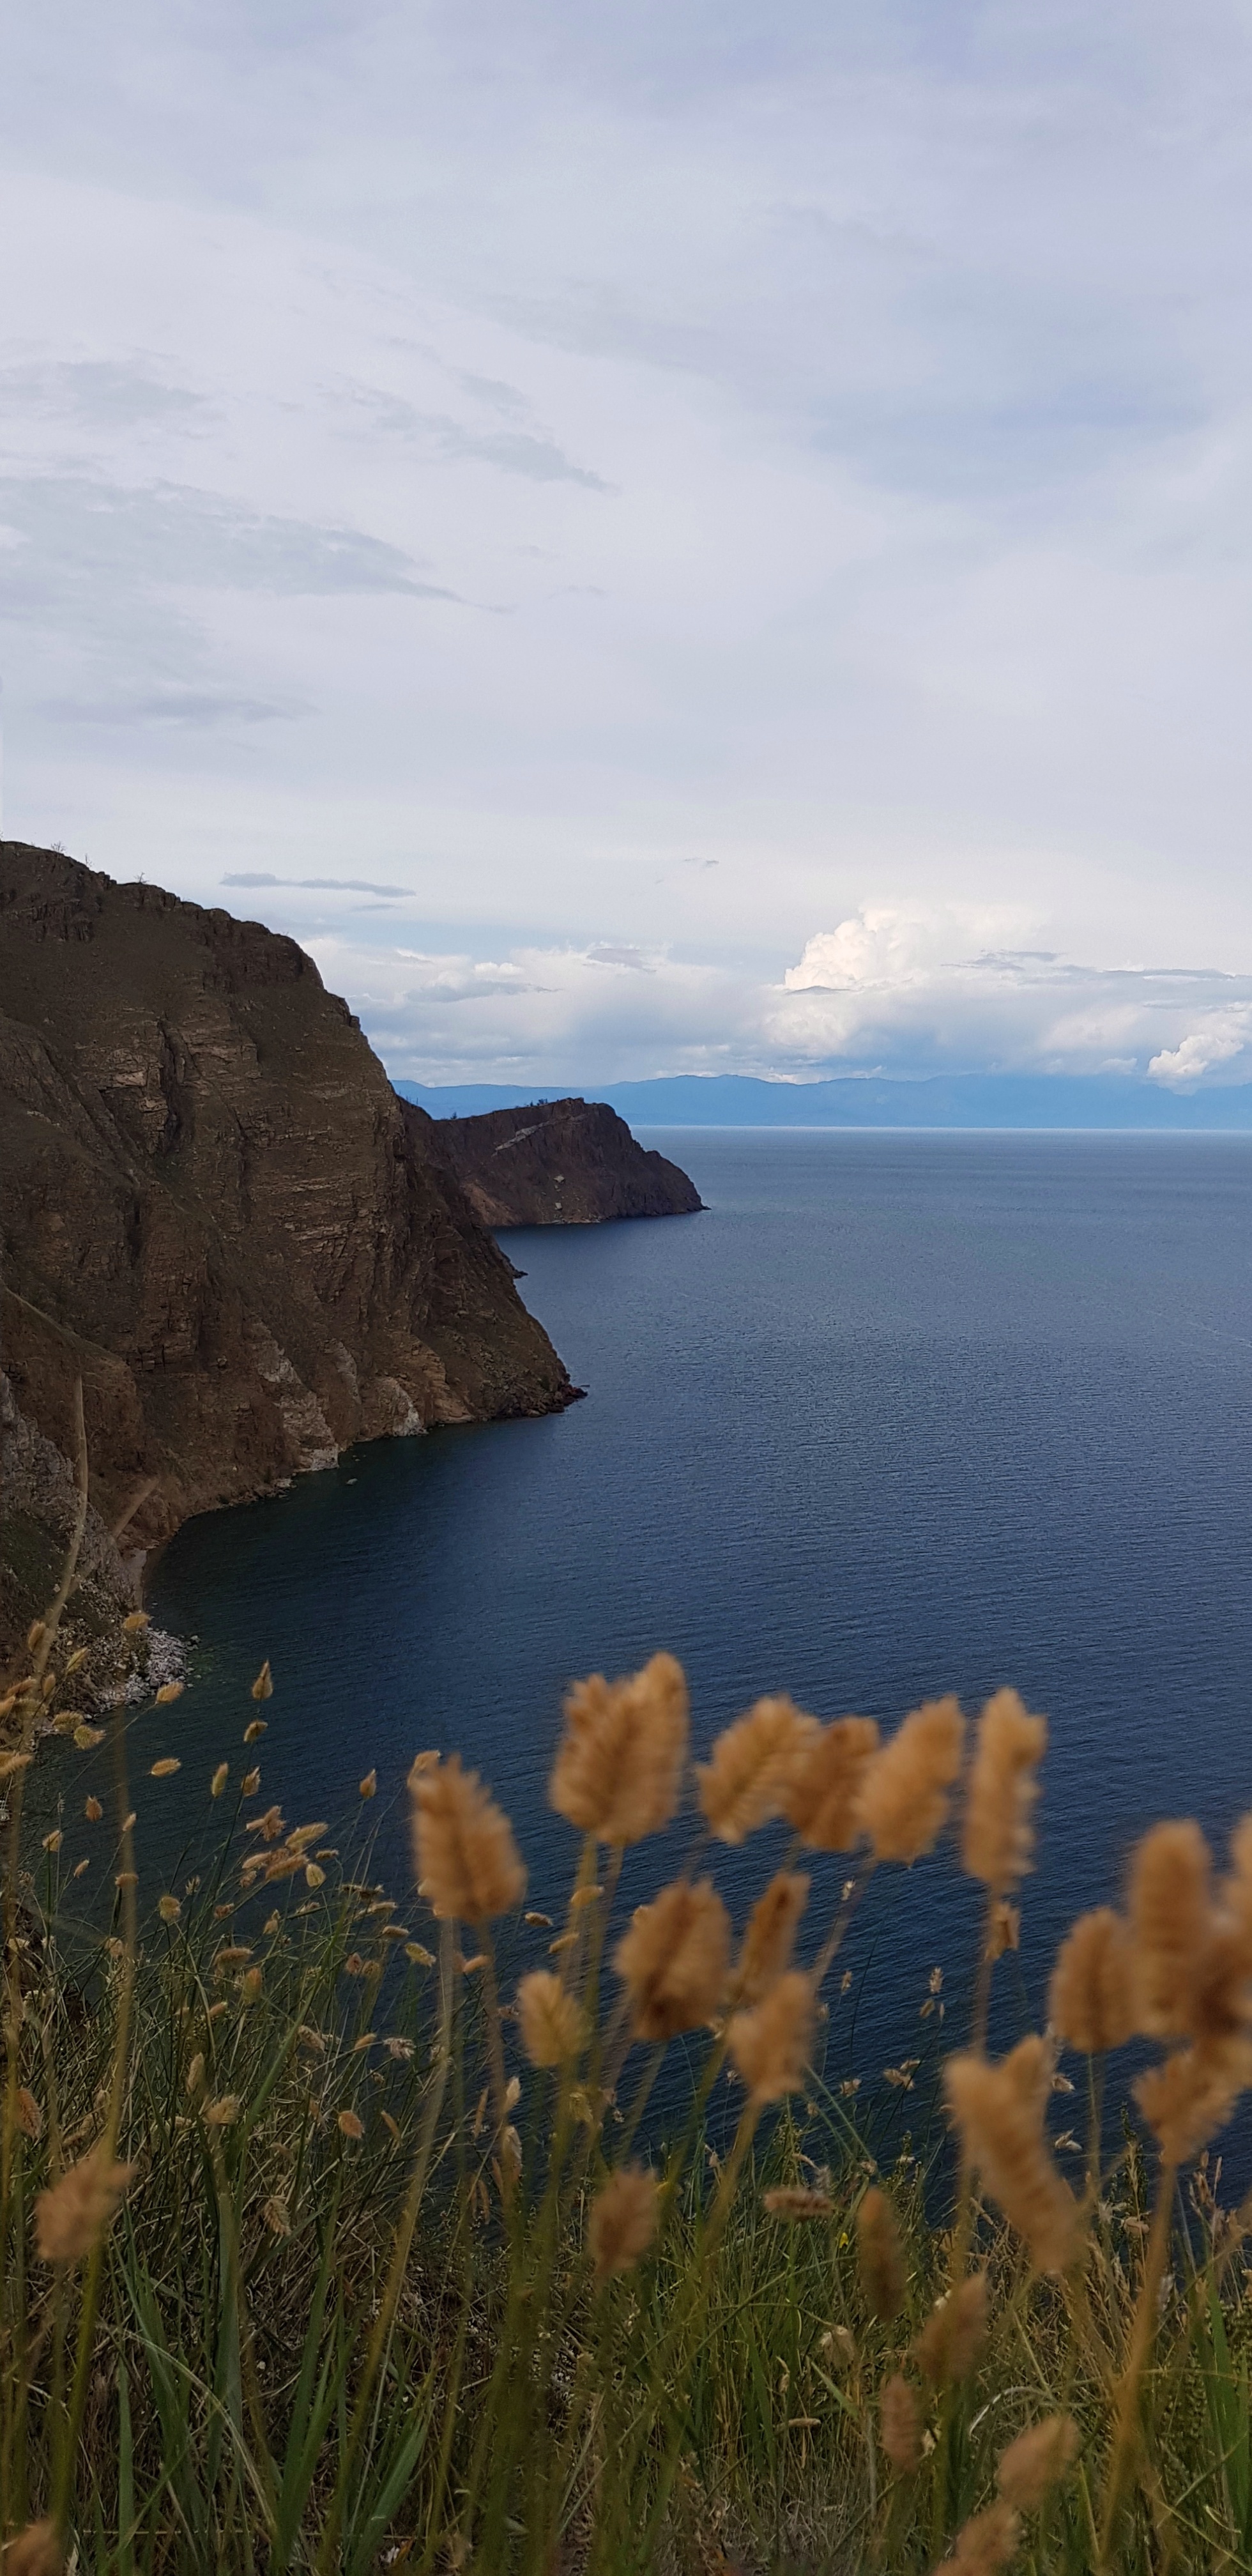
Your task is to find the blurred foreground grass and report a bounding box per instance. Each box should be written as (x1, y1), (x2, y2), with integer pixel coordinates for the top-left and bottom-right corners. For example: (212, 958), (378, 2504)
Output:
(7, 1526), (1252, 2570)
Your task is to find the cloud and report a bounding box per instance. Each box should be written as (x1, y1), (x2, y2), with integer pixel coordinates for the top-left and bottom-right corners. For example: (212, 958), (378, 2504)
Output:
(293, 905), (1252, 1089)
(1149, 1013), (1252, 1089)
(3, 0), (1252, 1045)
(224, 871), (415, 895)
(0, 475), (457, 604)
(352, 388), (611, 488)
(0, 358), (208, 429)
(769, 908), (1252, 1084)
(44, 690), (295, 726)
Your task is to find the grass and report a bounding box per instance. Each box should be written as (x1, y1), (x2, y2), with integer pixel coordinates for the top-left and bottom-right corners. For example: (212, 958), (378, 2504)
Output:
(6, 1464), (1252, 2570)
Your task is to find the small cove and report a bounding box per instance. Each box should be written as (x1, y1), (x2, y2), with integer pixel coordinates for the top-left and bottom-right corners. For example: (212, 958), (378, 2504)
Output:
(62, 1127), (1252, 2136)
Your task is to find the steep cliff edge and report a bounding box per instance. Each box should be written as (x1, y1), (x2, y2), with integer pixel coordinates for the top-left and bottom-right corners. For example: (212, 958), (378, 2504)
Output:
(422, 1096), (703, 1229)
(0, 843), (576, 1652)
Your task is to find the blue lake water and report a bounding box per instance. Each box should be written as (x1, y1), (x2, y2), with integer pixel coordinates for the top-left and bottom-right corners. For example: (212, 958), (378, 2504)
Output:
(129, 1130), (1252, 2137)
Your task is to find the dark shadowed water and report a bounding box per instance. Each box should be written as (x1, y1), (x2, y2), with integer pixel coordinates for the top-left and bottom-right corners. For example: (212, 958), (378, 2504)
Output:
(111, 1131), (1252, 2140)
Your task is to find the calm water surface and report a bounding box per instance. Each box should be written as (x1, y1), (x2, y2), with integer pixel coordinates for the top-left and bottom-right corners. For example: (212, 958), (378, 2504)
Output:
(134, 1131), (1252, 2118)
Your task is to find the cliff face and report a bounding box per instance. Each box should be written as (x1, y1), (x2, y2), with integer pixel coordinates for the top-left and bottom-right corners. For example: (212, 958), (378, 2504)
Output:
(423, 1096), (703, 1229)
(0, 843), (576, 1634)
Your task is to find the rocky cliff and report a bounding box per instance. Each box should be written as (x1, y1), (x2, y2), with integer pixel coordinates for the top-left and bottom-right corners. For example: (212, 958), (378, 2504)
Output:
(0, 844), (576, 1655)
(424, 1096), (703, 1229)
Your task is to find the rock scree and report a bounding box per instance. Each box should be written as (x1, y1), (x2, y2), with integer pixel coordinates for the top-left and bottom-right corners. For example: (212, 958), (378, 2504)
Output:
(0, 842), (577, 1652)
(424, 1096), (703, 1229)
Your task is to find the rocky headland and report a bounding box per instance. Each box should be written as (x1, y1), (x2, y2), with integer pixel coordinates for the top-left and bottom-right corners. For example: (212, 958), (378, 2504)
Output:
(425, 1096), (703, 1229)
(0, 843), (577, 1663)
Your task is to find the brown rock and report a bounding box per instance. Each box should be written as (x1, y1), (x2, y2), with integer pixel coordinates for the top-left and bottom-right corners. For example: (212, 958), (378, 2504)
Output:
(0, 842), (576, 1644)
(425, 1096), (703, 1229)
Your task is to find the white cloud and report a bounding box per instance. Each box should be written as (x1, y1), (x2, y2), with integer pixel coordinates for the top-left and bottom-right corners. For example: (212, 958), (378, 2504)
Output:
(293, 905), (1252, 1088)
(2, 1), (1252, 1063)
(1149, 1011), (1252, 1088)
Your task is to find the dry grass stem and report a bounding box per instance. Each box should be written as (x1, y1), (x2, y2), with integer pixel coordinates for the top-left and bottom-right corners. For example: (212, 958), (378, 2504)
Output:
(781, 1714), (880, 1850)
(943, 2035), (1080, 2274)
(730, 1871), (809, 2006)
(696, 1695), (820, 1843)
(912, 2272), (989, 2386)
(879, 2372), (921, 2472)
(33, 2147), (135, 2264)
(857, 2184), (905, 2322)
(550, 1652), (689, 1843)
(588, 2166), (659, 2284)
(996, 2412), (1081, 2509)
(727, 1969), (814, 2101)
(1050, 1908), (1136, 2055)
(517, 1969), (583, 2066)
(615, 1878), (730, 2040)
(1127, 1818), (1212, 2038)
(857, 1696), (966, 1864)
(962, 1688), (1047, 1893)
(410, 1753), (526, 1923)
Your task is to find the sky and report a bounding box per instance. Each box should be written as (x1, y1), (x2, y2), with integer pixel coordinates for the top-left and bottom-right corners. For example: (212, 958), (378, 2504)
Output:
(3, 1), (1252, 1089)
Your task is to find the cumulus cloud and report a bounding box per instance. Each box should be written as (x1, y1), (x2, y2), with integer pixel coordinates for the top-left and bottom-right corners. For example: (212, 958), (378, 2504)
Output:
(292, 905), (1252, 1091)
(768, 907), (1252, 1084)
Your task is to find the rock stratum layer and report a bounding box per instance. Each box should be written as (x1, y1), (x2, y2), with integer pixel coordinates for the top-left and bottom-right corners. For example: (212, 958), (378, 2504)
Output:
(0, 843), (576, 1650)
(427, 1096), (703, 1229)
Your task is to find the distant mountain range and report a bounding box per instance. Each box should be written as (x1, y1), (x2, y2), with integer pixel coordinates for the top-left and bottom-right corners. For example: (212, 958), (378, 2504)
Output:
(394, 1072), (1252, 1130)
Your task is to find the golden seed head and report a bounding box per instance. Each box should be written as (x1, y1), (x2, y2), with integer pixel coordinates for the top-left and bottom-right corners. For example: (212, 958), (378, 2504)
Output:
(243, 1718), (266, 1744)
(856, 1697), (966, 1865)
(1128, 1819), (1212, 2038)
(15, 2088), (43, 2140)
(857, 2185), (905, 2322)
(338, 2108), (365, 2141)
(961, 1689), (1047, 1894)
(996, 2414), (1080, 2511)
(696, 1695), (820, 1844)
(73, 1724), (103, 1750)
(731, 1871), (809, 2007)
(517, 1969), (583, 2067)
(241, 1768), (261, 1797)
(264, 2196), (291, 2235)
(614, 1878), (730, 2040)
(157, 1894), (181, 1924)
(150, 1757), (181, 1778)
(763, 2186), (834, 2220)
(202, 2095), (240, 2127)
(359, 1769), (378, 1799)
(42, 1830), (63, 1853)
(122, 1610), (149, 1634)
(782, 1715), (880, 1850)
(878, 2373), (921, 2473)
(410, 1754), (526, 1923)
(943, 2036), (1080, 2275)
(1134, 2036), (1252, 2166)
(27, 1618), (48, 1650)
(912, 2273), (989, 2386)
(241, 1966), (263, 2002)
(34, 2146), (135, 2262)
(155, 1681), (184, 1705)
(186, 2053), (205, 2095)
(938, 2501), (1021, 2570)
(251, 1659), (273, 1701)
(550, 1651), (689, 1844)
(210, 1764), (228, 1798)
(728, 1968), (814, 2102)
(0, 1751), (34, 1782)
(1049, 1908), (1136, 2056)
(588, 2165), (659, 2285)
(84, 1795), (102, 1821)
(3, 2520), (63, 2576)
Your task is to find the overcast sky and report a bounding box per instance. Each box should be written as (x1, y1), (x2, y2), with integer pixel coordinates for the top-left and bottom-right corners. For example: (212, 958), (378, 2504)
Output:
(3, 1), (1252, 1087)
